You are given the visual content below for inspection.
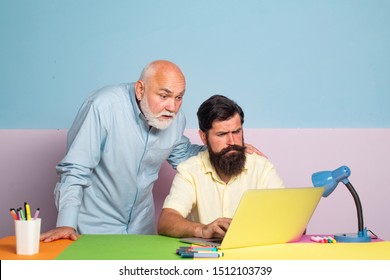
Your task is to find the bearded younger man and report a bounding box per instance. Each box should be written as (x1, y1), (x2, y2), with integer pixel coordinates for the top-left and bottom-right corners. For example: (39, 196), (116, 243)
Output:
(158, 95), (285, 239)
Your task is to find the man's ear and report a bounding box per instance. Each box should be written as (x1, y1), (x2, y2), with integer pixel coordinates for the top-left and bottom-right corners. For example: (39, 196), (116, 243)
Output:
(134, 80), (144, 101)
(198, 130), (207, 145)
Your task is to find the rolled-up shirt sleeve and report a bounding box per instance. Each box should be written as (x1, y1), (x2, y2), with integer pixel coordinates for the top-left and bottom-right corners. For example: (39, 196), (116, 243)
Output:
(167, 134), (205, 169)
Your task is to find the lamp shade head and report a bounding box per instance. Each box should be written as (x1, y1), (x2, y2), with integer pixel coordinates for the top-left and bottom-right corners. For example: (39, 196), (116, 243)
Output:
(311, 166), (351, 197)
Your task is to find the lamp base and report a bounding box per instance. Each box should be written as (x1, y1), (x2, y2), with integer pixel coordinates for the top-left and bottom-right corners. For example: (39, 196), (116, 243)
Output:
(334, 232), (371, 243)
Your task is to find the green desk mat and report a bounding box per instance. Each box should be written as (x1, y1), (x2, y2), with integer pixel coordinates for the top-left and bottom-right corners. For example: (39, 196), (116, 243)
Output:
(56, 234), (185, 260)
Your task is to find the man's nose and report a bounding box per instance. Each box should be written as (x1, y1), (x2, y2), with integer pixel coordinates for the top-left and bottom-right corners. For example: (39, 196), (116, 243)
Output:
(165, 98), (177, 112)
(226, 133), (235, 145)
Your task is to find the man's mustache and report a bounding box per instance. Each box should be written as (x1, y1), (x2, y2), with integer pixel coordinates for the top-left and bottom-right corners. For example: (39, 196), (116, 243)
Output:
(218, 145), (246, 156)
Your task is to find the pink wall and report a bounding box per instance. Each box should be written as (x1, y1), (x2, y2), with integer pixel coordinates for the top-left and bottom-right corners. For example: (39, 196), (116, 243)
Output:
(0, 130), (67, 237)
(1, 129), (389, 240)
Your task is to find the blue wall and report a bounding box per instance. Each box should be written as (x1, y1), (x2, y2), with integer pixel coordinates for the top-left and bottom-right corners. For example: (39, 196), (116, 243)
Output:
(1, 0), (389, 129)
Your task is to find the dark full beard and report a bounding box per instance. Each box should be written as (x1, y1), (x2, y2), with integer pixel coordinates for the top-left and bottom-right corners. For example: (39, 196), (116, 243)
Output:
(208, 144), (247, 177)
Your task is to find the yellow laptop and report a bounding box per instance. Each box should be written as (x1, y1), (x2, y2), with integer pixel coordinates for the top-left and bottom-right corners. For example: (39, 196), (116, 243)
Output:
(180, 187), (324, 249)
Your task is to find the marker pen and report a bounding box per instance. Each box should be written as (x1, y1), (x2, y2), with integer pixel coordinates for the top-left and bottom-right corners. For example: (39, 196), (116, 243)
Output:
(322, 236), (333, 243)
(10, 208), (18, 220)
(189, 246), (218, 251)
(17, 208), (22, 220)
(180, 252), (223, 258)
(25, 202), (31, 220)
(18, 208), (26, 221)
(326, 236), (336, 243)
(310, 236), (323, 243)
(33, 208), (40, 220)
(181, 246), (218, 252)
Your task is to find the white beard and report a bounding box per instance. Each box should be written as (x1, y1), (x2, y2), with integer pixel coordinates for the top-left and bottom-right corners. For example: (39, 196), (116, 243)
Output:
(139, 96), (176, 130)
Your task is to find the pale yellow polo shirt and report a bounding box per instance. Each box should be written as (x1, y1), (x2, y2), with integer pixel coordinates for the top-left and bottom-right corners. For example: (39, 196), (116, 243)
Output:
(162, 150), (285, 225)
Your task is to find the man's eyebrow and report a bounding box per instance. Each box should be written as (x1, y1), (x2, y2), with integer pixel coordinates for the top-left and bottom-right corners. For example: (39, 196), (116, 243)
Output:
(159, 88), (185, 96)
(159, 88), (173, 94)
(216, 127), (242, 134)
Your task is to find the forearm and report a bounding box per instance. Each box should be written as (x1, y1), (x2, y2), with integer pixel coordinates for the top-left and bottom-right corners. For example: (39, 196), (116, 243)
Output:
(158, 209), (203, 238)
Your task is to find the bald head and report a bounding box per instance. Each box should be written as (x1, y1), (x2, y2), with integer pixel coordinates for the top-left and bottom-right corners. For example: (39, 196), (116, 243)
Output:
(139, 60), (185, 85)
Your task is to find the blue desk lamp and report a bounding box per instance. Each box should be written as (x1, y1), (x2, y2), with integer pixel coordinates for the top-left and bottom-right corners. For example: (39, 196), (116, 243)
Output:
(311, 165), (371, 242)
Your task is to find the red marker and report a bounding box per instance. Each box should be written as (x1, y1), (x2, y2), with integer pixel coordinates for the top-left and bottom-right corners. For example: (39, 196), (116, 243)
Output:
(10, 208), (18, 220)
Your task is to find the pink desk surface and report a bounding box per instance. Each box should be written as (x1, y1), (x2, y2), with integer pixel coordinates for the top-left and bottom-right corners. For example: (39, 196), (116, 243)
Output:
(298, 234), (382, 243)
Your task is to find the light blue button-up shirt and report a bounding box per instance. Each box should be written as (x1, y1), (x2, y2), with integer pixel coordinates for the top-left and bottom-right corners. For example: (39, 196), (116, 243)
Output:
(54, 83), (203, 234)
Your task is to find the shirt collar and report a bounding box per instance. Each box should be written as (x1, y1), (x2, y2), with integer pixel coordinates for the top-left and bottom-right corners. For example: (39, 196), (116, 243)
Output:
(128, 82), (147, 125)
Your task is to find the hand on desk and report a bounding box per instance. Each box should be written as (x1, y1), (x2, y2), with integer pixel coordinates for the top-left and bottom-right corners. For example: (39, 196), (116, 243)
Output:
(40, 226), (79, 243)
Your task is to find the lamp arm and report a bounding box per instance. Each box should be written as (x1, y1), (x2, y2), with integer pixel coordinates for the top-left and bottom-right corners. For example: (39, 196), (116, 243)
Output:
(344, 181), (364, 233)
